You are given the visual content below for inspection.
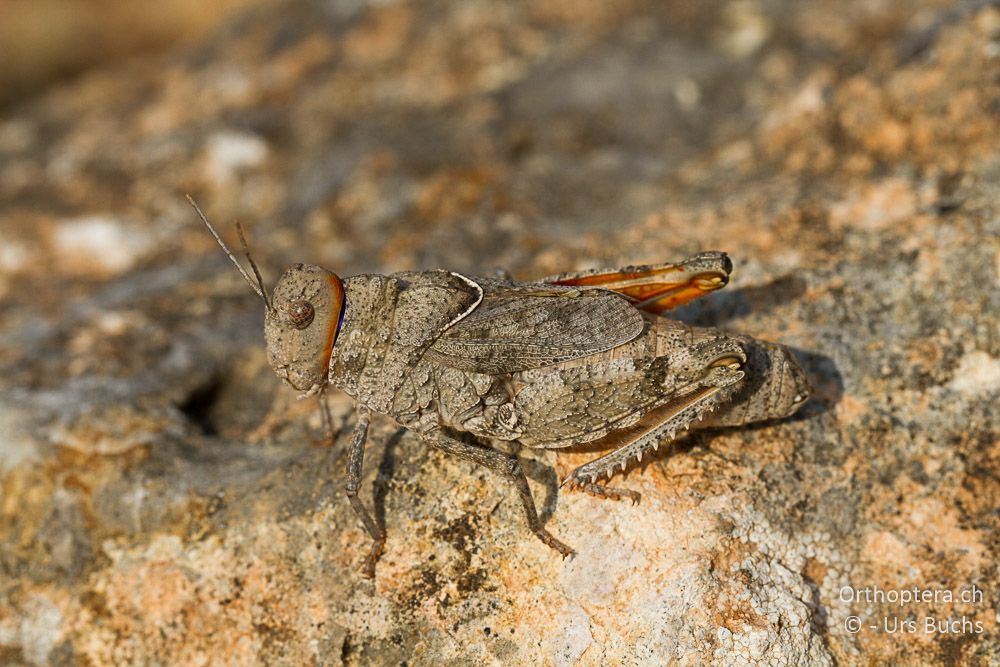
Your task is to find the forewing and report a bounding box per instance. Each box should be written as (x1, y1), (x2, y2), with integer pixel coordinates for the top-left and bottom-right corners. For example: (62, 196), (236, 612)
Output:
(544, 251), (732, 314)
(425, 284), (644, 374)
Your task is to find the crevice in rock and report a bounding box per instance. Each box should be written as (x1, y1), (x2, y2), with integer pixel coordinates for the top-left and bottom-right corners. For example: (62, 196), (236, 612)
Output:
(179, 374), (225, 436)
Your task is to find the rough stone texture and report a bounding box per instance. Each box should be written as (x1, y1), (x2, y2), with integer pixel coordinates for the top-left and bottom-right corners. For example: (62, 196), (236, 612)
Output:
(1, 1), (998, 665)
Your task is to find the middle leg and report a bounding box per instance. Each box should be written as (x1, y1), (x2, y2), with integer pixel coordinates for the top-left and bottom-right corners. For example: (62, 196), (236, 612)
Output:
(422, 428), (574, 558)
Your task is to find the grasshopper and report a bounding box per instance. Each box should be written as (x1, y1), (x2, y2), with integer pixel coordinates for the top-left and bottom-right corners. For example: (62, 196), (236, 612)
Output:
(190, 198), (810, 577)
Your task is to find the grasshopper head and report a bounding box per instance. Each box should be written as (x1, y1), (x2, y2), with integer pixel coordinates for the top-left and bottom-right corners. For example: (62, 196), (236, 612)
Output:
(265, 264), (345, 394)
(187, 197), (346, 396)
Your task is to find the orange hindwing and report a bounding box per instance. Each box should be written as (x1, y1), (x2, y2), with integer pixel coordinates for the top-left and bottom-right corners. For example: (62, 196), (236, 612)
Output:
(545, 251), (732, 314)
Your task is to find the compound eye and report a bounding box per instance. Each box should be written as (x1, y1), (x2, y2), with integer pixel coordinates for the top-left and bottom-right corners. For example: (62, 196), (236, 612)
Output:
(288, 300), (314, 329)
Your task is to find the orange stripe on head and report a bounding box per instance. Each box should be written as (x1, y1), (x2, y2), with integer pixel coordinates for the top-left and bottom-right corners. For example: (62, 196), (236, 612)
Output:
(321, 272), (345, 372)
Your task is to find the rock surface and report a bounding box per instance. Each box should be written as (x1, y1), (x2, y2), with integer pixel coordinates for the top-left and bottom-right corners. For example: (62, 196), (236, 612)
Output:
(1, 1), (998, 665)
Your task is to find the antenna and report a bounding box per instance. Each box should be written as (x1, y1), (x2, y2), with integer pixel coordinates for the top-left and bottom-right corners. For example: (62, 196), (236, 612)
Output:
(235, 219), (270, 307)
(186, 195), (271, 310)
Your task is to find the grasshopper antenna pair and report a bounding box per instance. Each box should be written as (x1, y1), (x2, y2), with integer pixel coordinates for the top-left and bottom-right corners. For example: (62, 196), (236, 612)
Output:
(186, 195), (272, 312)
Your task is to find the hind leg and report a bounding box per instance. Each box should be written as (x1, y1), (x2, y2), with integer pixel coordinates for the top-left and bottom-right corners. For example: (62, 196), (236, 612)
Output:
(569, 480), (642, 504)
(561, 361), (744, 496)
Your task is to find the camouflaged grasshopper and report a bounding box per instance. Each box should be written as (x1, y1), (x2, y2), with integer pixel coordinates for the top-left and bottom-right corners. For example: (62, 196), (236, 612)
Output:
(191, 198), (810, 577)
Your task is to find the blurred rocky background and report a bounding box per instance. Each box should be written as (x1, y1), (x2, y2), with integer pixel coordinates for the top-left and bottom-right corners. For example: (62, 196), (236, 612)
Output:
(0, 0), (256, 109)
(0, 0), (998, 665)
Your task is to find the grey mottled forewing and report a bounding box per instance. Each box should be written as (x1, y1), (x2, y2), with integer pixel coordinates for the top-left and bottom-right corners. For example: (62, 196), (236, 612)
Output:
(424, 284), (645, 374)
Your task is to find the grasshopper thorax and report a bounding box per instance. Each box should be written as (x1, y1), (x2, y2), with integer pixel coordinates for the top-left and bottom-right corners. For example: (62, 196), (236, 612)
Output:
(265, 263), (345, 394)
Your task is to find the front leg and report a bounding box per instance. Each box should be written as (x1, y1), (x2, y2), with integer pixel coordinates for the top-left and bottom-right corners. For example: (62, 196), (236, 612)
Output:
(422, 428), (574, 558)
(344, 407), (385, 578)
(317, 390), (337, 446)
